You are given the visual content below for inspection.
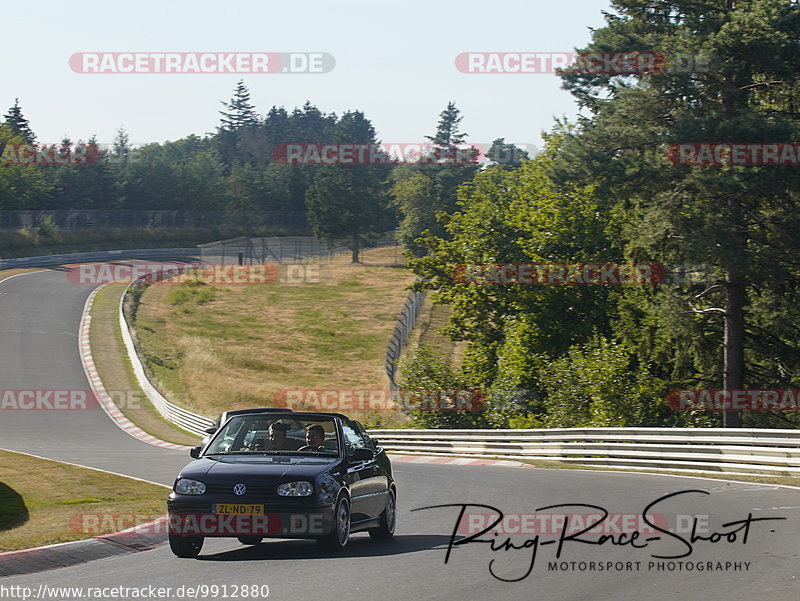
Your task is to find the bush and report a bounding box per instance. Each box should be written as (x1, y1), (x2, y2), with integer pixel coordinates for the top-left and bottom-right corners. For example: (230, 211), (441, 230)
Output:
(537, 336), (671, 427)
(397, 346), (483, 428)
(507, 413), (547, 429)
(37, 216), (61, 240)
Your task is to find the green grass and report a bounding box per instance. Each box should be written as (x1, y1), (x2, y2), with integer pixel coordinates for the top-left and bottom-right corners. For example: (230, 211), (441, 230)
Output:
(0, 451), (169, 552)
(131, 247), (417, 425)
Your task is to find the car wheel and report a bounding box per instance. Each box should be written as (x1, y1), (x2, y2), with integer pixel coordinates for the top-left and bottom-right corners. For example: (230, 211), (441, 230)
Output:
(369, 488), (396, 539)
(169, 534), (204, 558)
(237, 536), (263, 545)
(317, 497), (350, 550)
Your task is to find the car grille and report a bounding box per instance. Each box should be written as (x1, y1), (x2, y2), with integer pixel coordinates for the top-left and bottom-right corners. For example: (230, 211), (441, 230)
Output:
(204, 483), (278, 497)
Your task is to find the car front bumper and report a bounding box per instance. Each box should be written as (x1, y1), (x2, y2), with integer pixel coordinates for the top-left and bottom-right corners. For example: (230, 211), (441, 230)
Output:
(167, 496), (335, 538)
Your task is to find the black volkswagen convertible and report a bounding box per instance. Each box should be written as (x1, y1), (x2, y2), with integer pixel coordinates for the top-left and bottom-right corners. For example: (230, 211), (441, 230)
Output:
(167, 411), (396, 558)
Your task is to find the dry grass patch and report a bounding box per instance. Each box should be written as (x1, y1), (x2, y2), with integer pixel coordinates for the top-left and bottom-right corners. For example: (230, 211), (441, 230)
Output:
(135, 247), (416, 427)
(0, 451), (168, 552)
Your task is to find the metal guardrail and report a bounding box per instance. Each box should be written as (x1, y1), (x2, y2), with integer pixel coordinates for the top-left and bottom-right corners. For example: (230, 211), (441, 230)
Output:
(107, 233), (402, 436)
(37, 247), (798, 477)
(385, 289), (426, 391)
(118, 271), (215, 437)
(367, 427), (800, 476)
(24, 245), (793, 478)
(0, 248), (199, 270)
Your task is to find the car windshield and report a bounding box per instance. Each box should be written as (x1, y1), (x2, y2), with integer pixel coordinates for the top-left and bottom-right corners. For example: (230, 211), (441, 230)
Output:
(204, 414), (338, 456)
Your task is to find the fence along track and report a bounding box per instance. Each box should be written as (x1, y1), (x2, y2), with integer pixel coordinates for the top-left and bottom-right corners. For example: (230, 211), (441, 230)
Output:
(385, 290), (427, 392)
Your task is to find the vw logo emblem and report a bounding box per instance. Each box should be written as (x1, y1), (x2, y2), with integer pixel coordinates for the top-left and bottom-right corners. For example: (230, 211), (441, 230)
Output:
(233, 483), (247, 496)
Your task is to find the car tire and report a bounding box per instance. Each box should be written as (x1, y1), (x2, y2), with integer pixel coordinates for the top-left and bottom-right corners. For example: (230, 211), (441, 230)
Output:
(237, 536), (263, 545)
(169, 534), (204, 558)
(317, 497), (350, 550)
(369, 488), (396, 539)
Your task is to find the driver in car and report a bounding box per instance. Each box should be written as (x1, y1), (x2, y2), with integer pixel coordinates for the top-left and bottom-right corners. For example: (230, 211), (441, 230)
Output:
(268, 420), (303, 451)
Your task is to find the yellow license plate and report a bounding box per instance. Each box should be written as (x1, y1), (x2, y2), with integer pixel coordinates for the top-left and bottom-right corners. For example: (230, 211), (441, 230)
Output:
(215, 504), (265, 515)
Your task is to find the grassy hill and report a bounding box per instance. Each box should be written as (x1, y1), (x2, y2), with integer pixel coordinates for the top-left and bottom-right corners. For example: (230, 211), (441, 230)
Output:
(132, 246), (416, 428)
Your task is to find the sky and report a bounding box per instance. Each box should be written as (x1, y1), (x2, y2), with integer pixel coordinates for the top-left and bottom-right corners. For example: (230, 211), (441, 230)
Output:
(3, 0), (613, 151)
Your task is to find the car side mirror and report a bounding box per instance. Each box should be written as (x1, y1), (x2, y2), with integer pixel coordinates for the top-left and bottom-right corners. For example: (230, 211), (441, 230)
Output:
(370, 438), (379, 448)
(351, 448), (375, 462)
(204, 427), (218, 435)
(190, 446), (202, 459)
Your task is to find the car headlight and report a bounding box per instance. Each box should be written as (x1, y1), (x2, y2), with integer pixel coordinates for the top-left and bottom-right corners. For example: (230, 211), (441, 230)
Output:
(174, 478), (206, 495)
(277, 481), (313, 496)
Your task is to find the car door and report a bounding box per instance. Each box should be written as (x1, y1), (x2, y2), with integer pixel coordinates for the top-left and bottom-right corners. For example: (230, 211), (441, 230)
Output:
(342, 419), (385, 520)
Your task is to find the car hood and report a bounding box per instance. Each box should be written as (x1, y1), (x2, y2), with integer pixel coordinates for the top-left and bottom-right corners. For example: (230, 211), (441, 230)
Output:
(177, 456), (340, 482)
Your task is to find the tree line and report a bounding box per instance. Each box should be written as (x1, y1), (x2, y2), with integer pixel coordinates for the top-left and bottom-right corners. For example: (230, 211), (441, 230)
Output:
(0, 86), (525, 260)
(401, 0), (800, 430)
(7, 0), (795, 431)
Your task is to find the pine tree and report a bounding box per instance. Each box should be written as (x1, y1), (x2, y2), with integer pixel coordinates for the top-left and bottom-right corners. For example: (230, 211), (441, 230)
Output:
(112, 127), (131, 163)
(425, 102), (467, 148)
(393, 103), (480, 255)
(553, 0), (800, 427)
(3, 99), (35, 143)
(217, 81), (260, 169)
(218, 80), (259, 131)
(0, 124), (48, 209)
(305, 111), (390, 262)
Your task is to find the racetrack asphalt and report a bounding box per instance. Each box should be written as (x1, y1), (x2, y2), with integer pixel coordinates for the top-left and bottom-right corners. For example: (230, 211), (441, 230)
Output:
(1, 266), (798, 601)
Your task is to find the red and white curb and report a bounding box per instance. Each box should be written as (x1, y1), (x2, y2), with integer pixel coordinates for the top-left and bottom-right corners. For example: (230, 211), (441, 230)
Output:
(389, 454), (535, 468)
(79, 286), (189, 451)
(0, 518), (169, 577)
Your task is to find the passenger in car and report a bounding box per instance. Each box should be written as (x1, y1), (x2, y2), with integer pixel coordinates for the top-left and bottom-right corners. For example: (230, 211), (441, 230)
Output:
(299, 424), (327, 451)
